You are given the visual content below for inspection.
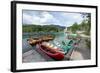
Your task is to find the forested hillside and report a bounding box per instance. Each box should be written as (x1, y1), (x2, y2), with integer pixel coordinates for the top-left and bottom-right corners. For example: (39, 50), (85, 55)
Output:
(23, 24), (65, 33)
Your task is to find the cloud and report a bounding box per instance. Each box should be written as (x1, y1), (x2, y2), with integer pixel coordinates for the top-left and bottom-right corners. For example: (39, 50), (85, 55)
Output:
(23, 11), (57, 25)
(40, 12), (54, 23)
(23, 12), (41, 24)
(62, 13), (83, 20)
(23, 13), (33, 24)
(61, 13), (84, 26)
(23, 11), (84, 27)
(32, 15), (41, 24)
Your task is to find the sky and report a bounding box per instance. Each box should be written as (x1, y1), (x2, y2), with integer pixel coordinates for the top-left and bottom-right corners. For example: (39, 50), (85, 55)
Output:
(23, 10), (85, 27)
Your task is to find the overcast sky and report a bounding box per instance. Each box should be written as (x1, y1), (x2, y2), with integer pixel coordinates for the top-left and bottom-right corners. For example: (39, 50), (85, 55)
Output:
(23, 10), (85, 27)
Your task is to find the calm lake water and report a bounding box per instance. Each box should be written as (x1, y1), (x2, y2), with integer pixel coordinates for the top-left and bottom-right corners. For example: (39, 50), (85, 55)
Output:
(23, 32), (65, 38)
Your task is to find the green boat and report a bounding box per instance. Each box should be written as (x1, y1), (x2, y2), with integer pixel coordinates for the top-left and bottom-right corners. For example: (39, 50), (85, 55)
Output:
(61, 40), (74, 54)
(53, 39), (74, 55)
(53, 33), (80, 55)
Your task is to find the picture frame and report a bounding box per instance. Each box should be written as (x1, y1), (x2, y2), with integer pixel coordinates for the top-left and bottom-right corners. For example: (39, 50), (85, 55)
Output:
(11, 1), (98, 72)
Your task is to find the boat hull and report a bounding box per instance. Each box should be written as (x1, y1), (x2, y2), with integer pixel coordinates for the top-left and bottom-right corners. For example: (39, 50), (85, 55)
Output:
(36, 44), (54, 61)
(36, 44), (64, 60)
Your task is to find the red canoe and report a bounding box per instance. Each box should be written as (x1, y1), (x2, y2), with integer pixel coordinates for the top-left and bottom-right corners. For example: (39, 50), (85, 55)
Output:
(36, 43), (64, 60)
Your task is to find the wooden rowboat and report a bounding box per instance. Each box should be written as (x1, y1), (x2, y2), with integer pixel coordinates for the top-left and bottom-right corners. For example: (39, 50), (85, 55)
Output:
(27, 37), (42, 46)
(36, 42), (64, 60)
(27, 35), (54, 45)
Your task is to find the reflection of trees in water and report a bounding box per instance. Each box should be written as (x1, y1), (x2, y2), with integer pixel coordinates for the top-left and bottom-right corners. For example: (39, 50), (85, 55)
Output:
(23, 32), (64, 39)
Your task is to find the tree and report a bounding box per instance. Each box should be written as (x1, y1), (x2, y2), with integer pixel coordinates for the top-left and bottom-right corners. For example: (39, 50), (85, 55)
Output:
(71, 22), (78, 33)
(80, 13), (91, 35)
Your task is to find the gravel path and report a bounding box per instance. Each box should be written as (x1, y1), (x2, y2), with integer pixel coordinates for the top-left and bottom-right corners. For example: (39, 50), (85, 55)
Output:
(70, 39), (91, 60)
